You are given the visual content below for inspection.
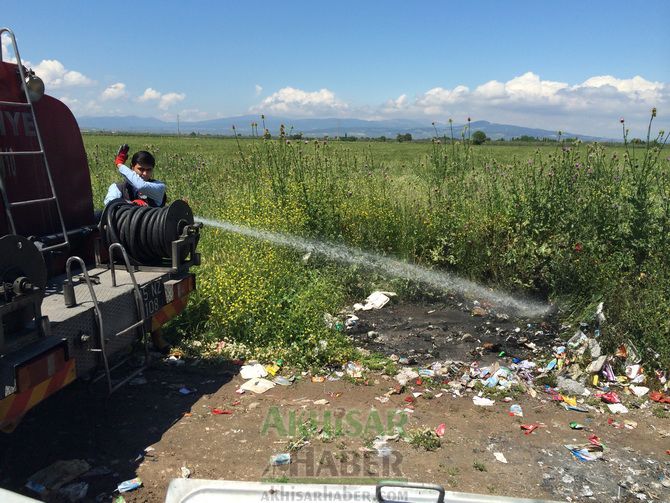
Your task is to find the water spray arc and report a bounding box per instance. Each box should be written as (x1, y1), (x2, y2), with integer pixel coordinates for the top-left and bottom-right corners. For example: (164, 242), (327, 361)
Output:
(195, 217), (552, 318)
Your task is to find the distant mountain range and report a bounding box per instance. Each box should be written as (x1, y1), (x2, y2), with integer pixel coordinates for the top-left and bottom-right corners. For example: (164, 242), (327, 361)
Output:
(76, 115), (614, 142)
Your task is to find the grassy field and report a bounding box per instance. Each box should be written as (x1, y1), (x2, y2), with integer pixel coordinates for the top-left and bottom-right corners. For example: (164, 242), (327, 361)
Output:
(83, 128), (670, 368)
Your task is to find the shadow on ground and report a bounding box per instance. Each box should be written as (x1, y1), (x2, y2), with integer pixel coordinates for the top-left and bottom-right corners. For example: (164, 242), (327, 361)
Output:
(0, 359), (238, 501)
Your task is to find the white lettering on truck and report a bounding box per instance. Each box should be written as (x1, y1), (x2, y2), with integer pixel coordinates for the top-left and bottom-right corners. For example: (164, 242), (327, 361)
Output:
(0, 111), (37, 137)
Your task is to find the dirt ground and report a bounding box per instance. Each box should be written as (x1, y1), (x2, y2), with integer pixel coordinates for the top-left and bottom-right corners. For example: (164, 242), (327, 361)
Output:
(1, 298), (669, 503)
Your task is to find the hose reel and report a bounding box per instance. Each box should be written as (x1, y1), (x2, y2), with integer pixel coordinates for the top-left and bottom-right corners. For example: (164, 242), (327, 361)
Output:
(99, 199), (198, 265)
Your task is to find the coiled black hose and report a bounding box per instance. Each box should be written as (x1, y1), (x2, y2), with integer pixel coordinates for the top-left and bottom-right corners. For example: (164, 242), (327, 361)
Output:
(99, 199), (194, 263)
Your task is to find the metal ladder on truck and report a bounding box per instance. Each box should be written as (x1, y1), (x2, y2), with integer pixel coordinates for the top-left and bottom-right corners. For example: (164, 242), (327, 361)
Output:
(64, 244), (150, 394)
(0, 28), (69, 252)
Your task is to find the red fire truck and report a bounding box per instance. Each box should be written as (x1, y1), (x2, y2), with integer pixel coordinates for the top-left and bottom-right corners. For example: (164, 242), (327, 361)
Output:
(0, 28), (200, 431)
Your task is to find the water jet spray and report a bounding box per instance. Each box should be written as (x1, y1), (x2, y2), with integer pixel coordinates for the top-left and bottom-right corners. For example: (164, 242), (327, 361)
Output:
(196, 217), (553, 319)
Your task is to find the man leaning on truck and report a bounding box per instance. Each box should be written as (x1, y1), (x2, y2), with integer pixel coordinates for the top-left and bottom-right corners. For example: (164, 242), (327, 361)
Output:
(104, 144), (167, 207)
(103, 144), (171, 353)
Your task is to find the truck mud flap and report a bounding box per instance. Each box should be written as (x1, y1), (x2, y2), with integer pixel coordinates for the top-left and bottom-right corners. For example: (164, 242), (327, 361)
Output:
(150, 275), (195, 331)
(0, 355), (76, 432)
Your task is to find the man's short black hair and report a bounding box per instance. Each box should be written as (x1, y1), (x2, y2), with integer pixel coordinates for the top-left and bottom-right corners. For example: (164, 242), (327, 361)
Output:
(131, 151), (155, 167)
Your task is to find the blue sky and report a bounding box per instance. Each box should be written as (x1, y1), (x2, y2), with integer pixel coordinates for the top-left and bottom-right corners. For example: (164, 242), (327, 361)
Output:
(2, 0), (669, 136)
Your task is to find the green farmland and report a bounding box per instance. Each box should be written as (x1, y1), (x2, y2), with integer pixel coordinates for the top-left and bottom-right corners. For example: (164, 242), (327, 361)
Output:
(83, 132), (670, 368)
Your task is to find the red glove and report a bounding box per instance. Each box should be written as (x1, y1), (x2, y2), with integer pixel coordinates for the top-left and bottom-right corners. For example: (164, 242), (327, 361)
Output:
(114, 144), (129, 166)
(131, 198), (148, 207)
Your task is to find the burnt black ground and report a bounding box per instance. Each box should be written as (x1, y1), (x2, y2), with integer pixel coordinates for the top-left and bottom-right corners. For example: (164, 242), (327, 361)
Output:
(350, 296), (560, 366)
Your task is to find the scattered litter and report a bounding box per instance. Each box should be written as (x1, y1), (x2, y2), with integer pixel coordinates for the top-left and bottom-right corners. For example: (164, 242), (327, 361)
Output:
(57, 482), (89, 502)
(509, 404), (524, 417)
(586, 355), (607, 374)
(354, 291), (396, 311)
(270, 453), (291, 466)
(493, 452), (508, 464)
(598, 391), (620, 404)
(345, 314), (360, 329)
(435, 423), (446, 437)
(180, 466), (191, 478)
(557, 376), (586, 396)
(165, 355), (185, 366)
(629, 386), (649, 397)
(587, 434), (603, 447)
(313, 399), (329, 405)
(311, 376), (326, 383)
(26, 459), (91, 495)
(395, 368), (419, 386)
(650, 391), (670, 404)
(607, 403), (629, 414)
(372, 434), (399, 457)
(117, 478), (142, 493)
(211, 408), (233, 415)
(561, 395), (577, 407)
(239, 378), (275, 394)
(473, 396), (495, 406)
(562, 404), (589, 413)
(520, 423), (542, 435)
(567, 330), (588, 349)
(624, 420), (638, 429)
(569, 422), (585, 430)
(626, 364), (641, 379)
(565, 443), (604, 462)
(273, 376), (292, 386)
(418, 368), (435, 378)
(544, 359), (557, 372)
(240, 364), (268, 379)
(345, 361), (363, 378)
(179, 387), (194, 395)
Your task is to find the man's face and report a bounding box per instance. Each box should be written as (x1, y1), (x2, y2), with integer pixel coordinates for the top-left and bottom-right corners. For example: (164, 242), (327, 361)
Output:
(132, 163), (154, 181)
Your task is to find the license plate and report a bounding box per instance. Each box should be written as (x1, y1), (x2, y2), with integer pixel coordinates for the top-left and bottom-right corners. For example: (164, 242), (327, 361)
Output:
(141, 279), (167, 318)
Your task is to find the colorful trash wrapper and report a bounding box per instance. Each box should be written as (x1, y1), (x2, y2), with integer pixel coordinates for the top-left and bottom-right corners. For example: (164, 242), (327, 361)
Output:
(270, 453), (291, 466)
(118, 477), (142, 493)
(565, 443), (604, 462)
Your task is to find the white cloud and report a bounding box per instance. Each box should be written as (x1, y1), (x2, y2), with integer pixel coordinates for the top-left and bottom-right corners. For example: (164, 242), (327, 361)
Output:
(382, 94), (409, 113)
(473, 80), (507, 100)
(504, 72), (568, 101)
(251, 86), (348, 116)
(159, 92), (185, 110)
(575, 75), (664, 102)
(58, 96), (102, 115)
(1, 33), (16, 63)
(137, 87), (185, 110)
(255, 84), (263, 96)
(32, 59), (94, 88)
(138, 87), (162, 102)
(101, 82), (127, 101)
(375, 72), (669, 136)
(408, 72), (667, 116)
(415, 85), (470, 115)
